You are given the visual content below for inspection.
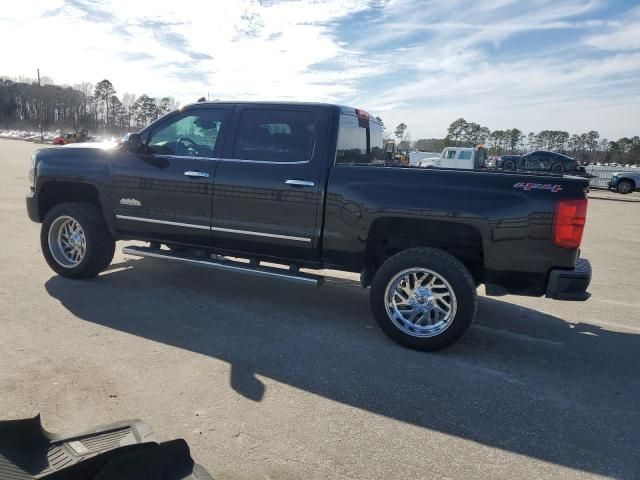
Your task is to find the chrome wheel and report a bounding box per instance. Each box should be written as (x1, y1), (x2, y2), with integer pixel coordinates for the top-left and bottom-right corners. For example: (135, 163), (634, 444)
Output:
(384, 268), (457, 338)
(47, 215), (86, 268)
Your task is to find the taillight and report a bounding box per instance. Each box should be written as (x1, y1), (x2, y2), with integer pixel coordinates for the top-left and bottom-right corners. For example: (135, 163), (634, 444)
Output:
(553, 198), (587, 249)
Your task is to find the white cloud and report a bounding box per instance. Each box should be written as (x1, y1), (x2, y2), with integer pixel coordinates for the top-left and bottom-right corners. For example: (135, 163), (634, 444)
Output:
(1, 0), (373, 103)
(584, 6), (640, 51)
(1, 0), (638, 139)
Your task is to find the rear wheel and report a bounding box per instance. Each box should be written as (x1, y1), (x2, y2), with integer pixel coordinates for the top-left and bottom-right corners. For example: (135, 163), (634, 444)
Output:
(502, 160), (516, 171)
(617, 179), (634, 194)
(370, 248), (477, 351)
(41, 202), (115, 278)
(551, 163), (564, 174)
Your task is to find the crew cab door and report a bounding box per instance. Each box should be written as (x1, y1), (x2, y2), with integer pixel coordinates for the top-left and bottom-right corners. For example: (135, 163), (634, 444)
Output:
(113, 105), (231, 244)
(211, 105), (328, 261)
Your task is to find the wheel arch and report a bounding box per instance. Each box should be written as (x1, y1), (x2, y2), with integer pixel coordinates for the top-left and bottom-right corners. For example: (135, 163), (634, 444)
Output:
(364, 217), (486, 287)
(38, 181), (104, 223)
(617, 176), (637, 190)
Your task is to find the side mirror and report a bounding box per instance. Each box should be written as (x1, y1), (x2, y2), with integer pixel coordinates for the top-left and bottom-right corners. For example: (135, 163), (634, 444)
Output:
(123, 133), (141, 152)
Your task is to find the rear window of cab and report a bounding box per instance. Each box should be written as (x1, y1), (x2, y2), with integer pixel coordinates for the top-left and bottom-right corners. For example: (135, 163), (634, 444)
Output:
(336, 114), (385, 165)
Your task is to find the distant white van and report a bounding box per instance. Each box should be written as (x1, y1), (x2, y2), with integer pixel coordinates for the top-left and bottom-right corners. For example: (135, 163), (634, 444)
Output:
(431, 147), (487, 170)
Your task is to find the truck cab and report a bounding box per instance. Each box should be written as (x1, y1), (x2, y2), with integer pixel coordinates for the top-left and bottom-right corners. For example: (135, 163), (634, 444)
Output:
(432, 147), (487, 170)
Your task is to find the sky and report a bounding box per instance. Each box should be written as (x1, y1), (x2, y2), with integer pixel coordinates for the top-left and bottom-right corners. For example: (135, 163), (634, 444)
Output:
(1, 0), (639, 139)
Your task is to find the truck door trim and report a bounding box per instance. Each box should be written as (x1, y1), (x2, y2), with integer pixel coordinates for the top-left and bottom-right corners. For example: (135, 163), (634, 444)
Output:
(218, 157), (310, 165)
(115, 215), (210, 230)
(210, 226), (311, 243)
(116, 215), (311, 242)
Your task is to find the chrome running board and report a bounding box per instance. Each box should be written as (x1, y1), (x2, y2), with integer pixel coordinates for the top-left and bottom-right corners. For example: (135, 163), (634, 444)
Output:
(122, 245), (324, 286)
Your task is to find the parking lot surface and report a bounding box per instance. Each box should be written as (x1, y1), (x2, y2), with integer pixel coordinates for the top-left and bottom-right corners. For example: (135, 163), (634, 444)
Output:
(1, 139), (639, 479)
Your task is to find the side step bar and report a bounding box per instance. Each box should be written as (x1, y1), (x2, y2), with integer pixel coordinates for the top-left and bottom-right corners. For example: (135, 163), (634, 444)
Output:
(122, 246), (324, 286)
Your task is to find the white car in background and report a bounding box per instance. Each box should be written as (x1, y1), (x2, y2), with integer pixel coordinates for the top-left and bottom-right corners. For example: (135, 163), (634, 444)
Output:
(430, 147), (487, 170)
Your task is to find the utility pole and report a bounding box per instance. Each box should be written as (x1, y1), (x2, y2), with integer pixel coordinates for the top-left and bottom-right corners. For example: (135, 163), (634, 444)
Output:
(37, 68), (43, 142)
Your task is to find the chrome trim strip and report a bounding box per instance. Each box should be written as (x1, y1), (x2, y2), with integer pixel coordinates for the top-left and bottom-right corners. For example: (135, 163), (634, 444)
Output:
(211, 226), (311, 242)
(116, 214), (312, 242)
(116, 215), (210, 230)
(153, 154), (217, 161)
(218, 157), (309, 165)
(122, 246), (321, 286)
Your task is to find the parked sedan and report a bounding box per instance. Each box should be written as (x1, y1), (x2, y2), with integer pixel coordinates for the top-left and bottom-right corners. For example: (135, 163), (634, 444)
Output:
(497, 150), (581, 174)
(609, 171), (640, 194)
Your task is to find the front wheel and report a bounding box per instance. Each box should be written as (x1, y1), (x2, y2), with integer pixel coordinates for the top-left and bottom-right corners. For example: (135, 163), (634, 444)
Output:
(370, 248), (477, 351)
(41, 202), (115, 278)
(616, 179), (634, 194)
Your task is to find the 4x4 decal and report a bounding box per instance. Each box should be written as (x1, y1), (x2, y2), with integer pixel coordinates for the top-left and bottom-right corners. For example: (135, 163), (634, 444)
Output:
(513, 182), (563, 193)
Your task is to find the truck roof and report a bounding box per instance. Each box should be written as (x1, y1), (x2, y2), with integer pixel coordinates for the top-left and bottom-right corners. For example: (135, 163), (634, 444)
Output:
(183, 100), (348, 110)
(181, 101), (378, 124)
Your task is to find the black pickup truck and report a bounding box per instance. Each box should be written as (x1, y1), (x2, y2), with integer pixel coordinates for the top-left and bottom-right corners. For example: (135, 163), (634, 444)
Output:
(26, 102), (592, 350)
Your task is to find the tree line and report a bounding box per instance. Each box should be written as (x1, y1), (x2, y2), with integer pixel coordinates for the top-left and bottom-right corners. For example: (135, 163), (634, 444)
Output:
(0, 76), (179, 133)
(401, 118), (640, 165)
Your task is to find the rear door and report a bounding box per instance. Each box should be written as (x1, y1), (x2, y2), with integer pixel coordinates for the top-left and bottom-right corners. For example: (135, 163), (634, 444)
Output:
(522, 153), (545, 172)
(113, 105), (232, 245)
(210, 105), (328, 261)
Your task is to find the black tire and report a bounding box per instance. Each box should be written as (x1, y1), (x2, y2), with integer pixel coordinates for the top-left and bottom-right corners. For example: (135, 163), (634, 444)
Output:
(616, 179), (634, 194)
(502, 160), (516, 171)
(370, 248), (477, 351)
(550, 163), (564, 174)
(41, 202), (115, 278)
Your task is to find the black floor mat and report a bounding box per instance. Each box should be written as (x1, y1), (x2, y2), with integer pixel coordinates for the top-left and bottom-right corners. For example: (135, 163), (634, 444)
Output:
(0, 415), (212, 480)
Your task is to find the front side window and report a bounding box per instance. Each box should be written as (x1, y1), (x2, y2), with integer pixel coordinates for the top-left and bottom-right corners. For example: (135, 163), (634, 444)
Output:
(148, 109), (224, 158)
(447, 150), (457, 159)
(232, 109), (317, 162)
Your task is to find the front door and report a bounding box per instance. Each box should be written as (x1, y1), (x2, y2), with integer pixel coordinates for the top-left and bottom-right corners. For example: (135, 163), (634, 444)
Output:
(211, 105), (328, 261)
(113, 106), (231, 245)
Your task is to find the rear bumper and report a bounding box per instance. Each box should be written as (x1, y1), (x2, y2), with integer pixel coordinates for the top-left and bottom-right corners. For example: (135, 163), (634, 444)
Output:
(26, 191), (40, 222)
(545, 258), (592, 301)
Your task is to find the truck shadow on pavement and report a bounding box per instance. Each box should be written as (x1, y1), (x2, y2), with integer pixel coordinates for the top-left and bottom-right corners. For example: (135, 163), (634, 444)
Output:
(45, 257), (640, 479)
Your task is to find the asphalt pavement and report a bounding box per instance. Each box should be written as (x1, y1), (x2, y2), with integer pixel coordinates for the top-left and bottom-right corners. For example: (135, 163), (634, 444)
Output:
(1, 139), (639, 479)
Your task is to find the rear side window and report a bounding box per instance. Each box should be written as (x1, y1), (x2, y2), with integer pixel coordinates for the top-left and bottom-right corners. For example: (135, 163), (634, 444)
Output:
(336, 114), (385, 165)
(232, 109), (317, 162)
(458, 150), (472, 160)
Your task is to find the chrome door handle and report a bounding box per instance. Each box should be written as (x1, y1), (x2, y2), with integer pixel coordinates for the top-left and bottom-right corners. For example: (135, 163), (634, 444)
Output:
(285, 179), (314, 187)
(184, 171), (209, 178)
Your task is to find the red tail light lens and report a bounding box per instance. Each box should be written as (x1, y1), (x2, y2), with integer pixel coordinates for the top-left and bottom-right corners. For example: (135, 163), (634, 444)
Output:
(553, 198), (588, 249)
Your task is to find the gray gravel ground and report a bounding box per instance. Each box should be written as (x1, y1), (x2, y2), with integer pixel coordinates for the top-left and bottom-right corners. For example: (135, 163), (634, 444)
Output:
(1, 139), (639, 479)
